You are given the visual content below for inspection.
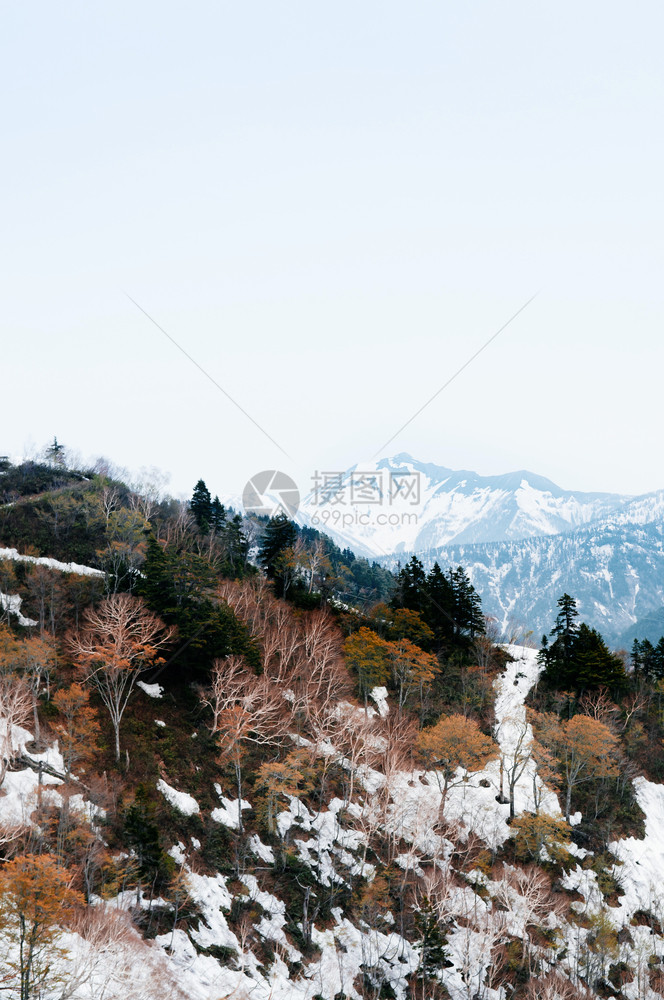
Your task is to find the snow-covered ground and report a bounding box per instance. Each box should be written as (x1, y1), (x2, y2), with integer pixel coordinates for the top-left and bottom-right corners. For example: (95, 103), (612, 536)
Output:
(0, 546), (103, 627)
(0, 590), (37, 627)
(0, 546), (104, 577)
(3, 646), (664, 998)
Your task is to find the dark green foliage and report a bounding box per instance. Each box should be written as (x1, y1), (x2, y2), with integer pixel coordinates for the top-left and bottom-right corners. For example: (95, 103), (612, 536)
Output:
(539, 594), (627, 696)
(137, 536), (260, 678)
(259, 515), (297, 574)
(426, 562), (456, 647)
(190, 480), (212, 533)
(394, 556), (430, 614)
(415, 896), (450, 980)
(219, 512), (250, 576)
(258, 514), (297, 597)
(210, 496), (225, 532)
(123, 785), (175, 888)
(45, 437), (66, 467)
(270, 520), (394, 605)
(202, 823), (235, 875)
(0, 475), (109, 564)
(449, 565), (484, 640)
(631, 636), (664, 681)
(138, 536), (216, 612)
(0, 460), (83, 502)
(390, 557), (484, 654)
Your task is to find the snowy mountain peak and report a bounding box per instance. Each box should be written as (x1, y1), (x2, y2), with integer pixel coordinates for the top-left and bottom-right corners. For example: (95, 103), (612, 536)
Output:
(298, 454), (634, 559)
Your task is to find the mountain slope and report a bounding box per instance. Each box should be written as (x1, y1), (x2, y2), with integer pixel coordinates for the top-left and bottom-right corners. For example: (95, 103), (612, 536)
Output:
(377, 517), (664, 640)
(617, 605), (664, 648)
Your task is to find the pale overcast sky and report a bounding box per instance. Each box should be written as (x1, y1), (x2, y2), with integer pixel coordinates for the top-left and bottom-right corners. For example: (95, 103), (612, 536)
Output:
(3, 2), (663, 501)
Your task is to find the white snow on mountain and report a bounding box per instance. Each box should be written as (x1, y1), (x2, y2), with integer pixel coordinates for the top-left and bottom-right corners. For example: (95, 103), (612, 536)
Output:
(295, 453), (636, 559)
(0, 546), (104, 577)
(1, 648), (664, 998)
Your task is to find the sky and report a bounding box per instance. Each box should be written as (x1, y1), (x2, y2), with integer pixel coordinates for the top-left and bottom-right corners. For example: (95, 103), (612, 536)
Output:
(2, 2), (664, 503)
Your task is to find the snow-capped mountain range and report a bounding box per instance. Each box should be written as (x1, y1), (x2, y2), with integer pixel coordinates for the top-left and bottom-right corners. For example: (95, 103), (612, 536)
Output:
(294, 454), (664, 641)
(296, 453), (635, 558)
(227, 454), (664, 640)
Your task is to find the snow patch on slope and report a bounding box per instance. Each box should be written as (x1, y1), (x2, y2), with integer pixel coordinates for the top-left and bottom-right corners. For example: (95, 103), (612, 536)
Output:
(157, 779), (199, 817)
(0, 591), (38, 627)
(0, 546), (104, 576)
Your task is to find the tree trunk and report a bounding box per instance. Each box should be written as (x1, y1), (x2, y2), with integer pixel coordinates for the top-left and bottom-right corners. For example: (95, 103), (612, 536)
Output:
(235, 760), (243, 834)
(32, 696), (40, 748)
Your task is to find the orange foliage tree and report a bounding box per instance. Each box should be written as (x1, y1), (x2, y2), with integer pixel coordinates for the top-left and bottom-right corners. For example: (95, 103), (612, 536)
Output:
(0, 852), (83, 999)
(343, 627), (392, 706)
(532, 712), (621, 822)
(387, 638), (439, 710)
(52, 682), (101, 779)
(0, 627), (56, 748)
(417, 714), (496, 806)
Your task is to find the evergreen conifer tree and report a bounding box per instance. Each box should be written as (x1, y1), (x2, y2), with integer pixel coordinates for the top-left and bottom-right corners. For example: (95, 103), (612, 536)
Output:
(449, 566), (484, 640)
(258, 514), (297, 594)
(542, 593), (627, 696)
(392, 556), (429, 615)
(190, 479), (212, 532)
(210, 495), (226, 533)
(425, 562), (456, 648)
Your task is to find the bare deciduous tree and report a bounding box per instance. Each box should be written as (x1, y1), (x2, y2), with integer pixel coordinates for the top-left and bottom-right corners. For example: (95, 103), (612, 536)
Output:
(0, 675), (32, 787)
(70, 594), (173, 761)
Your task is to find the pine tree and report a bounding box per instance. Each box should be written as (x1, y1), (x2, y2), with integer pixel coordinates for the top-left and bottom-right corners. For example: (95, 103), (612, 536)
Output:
(639, 638), (657, 680)
(425, 562), (456, 648)
(654, 637), (664, 680)
(222, 513), (248, 574)
(542, 594), (580, 690)
(542, 594), (627, 696)
(573, 623), (627, 695)
(392, 556), (429, 616)
(190, 479), (212, 532)
(210, 495), (226, 533)
(258, 514), (297, 595)
(124, 785), (170, 884)
(449, 566), (484, 641)
(45, 436), (66, 468)
(551, 593), (579, 657)
(415, 895), (449, 982)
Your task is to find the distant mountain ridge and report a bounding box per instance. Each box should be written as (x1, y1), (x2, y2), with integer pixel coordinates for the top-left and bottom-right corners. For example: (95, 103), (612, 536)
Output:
(296, 453), (635, 558)
(294, 454), (664, 640)
(617, 606), (664, 648)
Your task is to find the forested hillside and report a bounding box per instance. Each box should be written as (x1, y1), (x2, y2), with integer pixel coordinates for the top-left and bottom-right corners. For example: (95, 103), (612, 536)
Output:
(1, 455), (664, 999)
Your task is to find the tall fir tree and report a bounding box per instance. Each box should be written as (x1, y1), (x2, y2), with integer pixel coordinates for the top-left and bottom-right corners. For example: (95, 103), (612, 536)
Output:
(210, 495), (226, 533)
(541, 593), (627, 696)
(190, 479), (212, 533)
(425, 562), (456, 648)
(258, 514), (297, 595)
(392, 556), (429, 616)
(449, 566), (484, 641)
